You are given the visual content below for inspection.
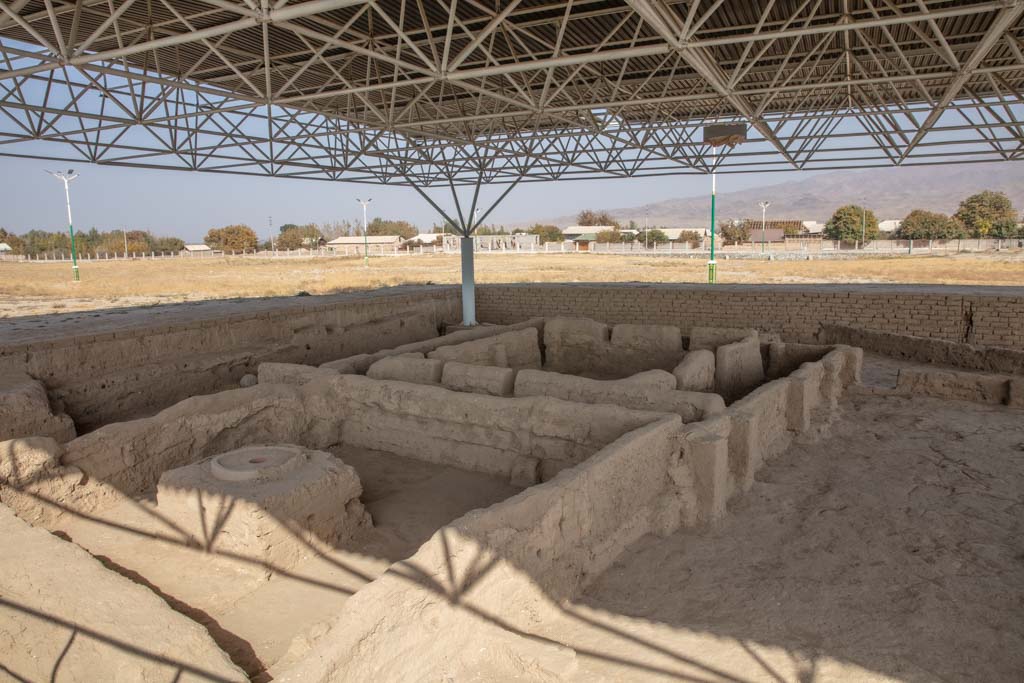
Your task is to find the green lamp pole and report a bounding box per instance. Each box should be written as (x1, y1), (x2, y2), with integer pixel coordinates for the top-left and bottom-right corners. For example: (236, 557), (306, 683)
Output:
(708, 147), (717, 284)
(357, 197), (372, 267)
(47, 169), (80, 281)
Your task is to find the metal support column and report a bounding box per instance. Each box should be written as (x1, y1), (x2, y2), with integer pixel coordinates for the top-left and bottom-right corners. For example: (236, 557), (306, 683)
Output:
(460, 236), (476, 326)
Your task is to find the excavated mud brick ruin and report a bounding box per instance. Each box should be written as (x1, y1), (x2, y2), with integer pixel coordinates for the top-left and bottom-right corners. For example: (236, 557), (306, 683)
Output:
(2, 283), (1023, 680)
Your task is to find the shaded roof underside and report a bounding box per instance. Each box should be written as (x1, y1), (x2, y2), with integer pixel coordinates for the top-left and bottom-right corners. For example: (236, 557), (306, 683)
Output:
(0, 0), (1022, 185)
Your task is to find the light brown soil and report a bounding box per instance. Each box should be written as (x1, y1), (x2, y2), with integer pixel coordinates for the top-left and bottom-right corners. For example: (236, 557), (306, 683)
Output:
(2, 252), (1023, 317)
(527, 380), (1024, 682)
(54, 447), (520, 679)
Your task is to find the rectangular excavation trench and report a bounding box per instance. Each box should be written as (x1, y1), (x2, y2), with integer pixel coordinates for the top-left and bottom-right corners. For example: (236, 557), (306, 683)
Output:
(1, 314), (862, 681)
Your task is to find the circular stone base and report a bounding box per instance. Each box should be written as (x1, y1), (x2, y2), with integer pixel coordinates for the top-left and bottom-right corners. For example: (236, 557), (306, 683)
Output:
(210, 445), (307, 482)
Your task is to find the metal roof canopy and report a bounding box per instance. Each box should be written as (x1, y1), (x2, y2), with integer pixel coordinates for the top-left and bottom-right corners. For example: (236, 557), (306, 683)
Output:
(1, 0), (1023, 322)
(0, 0), (1021, 186)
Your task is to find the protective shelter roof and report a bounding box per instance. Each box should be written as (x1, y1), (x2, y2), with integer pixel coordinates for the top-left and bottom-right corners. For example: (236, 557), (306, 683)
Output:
(0, 0), (1022, 185)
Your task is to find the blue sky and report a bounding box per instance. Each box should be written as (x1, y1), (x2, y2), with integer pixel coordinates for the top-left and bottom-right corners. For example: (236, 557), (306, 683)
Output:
(0, 155), (815, 242)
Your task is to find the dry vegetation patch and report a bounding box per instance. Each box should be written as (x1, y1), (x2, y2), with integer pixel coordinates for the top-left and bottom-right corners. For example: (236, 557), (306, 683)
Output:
(1, 252), (1022, 317)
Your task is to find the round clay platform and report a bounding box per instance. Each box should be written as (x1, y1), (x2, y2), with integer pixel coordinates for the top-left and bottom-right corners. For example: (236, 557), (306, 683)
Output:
(210, 445), (307, 482)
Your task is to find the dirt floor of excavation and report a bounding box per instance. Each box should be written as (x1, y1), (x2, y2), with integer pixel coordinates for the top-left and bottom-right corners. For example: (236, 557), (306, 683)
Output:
(523, 361), (1024, 682)
(54, 447), (521, 679)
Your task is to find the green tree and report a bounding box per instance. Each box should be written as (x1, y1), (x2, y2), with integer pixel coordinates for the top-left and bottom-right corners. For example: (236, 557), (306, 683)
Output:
(21, 229), (70, 255)
(676, 229), (702, 246)
(824, 205), (878, 241)
(954, 191), (1017, 237)
(0, 228), (24, 254)
(896, 210), (966, 240)
(367, 218), (417, 240)
(527, 223), (564, 243)
(276, 226), (309, 250)
(638, 228), (669, 244)
(153, 236), (185, 252)
(718, 220), (749, 245)
(205, 224), (258, 251)
(475, 225), (508, 235)
(278, 223), (301, 234)
(577, 209), (620, 228)
(989, 218), (1022, 239)
(595, 228), (625, 243)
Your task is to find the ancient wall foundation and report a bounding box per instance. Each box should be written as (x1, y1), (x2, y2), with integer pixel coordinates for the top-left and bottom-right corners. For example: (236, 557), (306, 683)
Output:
(0, 287), (460, 433)
(476, 283), (1024, 351)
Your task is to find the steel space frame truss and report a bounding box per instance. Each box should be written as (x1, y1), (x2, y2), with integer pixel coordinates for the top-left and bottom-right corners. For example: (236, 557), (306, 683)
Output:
(0, 0), (1020, 194)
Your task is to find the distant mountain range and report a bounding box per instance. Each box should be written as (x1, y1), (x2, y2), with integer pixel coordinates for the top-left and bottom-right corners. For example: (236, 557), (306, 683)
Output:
(537, 162), (1024, 228)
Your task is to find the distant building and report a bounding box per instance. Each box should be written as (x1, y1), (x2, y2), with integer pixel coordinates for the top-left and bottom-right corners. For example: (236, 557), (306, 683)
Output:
(182, 244), (212, 254)
(878, 219), (902, 233)
(639, 227), (707, 242)
(441, 233), (539, 251)
(302, 236), (327, 248)
(327, 235), (400, 248)
(802, 221), (825, 234)
(749, 228), (786, 243)
(562, 225), (615, 240)
(404, 233), (444, 247)
(0, 242), (12, 253)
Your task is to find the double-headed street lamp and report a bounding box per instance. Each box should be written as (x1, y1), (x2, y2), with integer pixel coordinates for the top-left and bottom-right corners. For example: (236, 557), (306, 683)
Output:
(758, 200), (771, 255)
(46, 169), (80, 281)
(356, 197), (371, 267)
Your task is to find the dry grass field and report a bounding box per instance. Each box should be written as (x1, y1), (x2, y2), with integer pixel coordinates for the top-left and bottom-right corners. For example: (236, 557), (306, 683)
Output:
(2, 251), (1023, 317)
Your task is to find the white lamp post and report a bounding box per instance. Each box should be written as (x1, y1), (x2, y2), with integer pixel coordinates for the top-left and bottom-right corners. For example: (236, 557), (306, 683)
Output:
(356, 198), (371, 266)
(758, 200), (771, 255)
(46, 169), (80, 281)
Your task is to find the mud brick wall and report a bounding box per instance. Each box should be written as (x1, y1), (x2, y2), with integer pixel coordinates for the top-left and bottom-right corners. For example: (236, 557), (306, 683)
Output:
(476, 284), (1024, 351)
(1, 287), (460, 431)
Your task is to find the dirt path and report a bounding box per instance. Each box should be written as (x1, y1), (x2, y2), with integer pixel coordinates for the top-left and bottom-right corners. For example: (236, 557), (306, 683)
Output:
(531, 389), (1024, 682)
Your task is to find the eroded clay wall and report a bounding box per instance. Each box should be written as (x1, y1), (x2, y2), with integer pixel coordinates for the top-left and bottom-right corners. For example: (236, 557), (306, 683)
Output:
(0, 504), (246, 682)
(0, 287), (459, 431)
(318, 374), (665, 483)
(273, 416), (684, 682)
(476, 283), (1024, 350)
(55, 371), (665, 502)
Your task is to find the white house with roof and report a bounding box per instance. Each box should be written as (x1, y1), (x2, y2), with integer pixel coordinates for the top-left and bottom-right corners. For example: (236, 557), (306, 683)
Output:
(404, 233), (444, 246)
(0, 242), (12, 253)
(327, 234), (400, 255)
(182, 244), (213, 254)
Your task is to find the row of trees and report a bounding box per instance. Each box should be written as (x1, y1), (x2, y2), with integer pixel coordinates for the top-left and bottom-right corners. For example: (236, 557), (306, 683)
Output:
(823, 191), (1020, 241)
(0, 227), (184, 255)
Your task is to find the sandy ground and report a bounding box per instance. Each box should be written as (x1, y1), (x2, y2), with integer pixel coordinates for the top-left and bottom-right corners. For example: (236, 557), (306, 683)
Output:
(55, 446), (520, 679)
(2, 252), (1023, 318)
(527, 370), (1024, 682)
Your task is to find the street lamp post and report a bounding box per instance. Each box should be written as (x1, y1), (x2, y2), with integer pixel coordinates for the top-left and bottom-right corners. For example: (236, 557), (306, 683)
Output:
(356, 198), (371, 266)
(645, 210), (649, 250)
(702, 122), (748, 284)
(709, 146), (717, 283)
(758, 201), (771, 255)
(46, 169), (80, 281)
